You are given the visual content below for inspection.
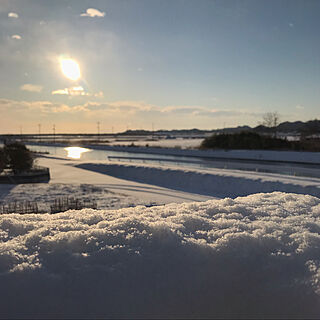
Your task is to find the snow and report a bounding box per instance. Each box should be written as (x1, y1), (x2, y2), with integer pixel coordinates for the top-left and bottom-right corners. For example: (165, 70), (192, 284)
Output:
(0, 157), (214, 213)
(74, 161), (320, 198)
(1, 192), (320, 318)
(1, 151), (320, 318)
(0, 183), (145, 212)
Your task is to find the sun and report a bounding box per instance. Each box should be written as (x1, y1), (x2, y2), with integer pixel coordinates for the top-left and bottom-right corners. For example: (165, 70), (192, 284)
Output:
(60, 58), (81, 81)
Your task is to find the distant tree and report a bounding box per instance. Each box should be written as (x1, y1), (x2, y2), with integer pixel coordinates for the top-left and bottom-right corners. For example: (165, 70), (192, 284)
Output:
(261, 112), (280, 137)
(4, 142), (34, 174)
(0, 148), (7, 173)
(200, 131), (292, 150)
(301, 119), (320, 140)
(262, 112), (280, 128)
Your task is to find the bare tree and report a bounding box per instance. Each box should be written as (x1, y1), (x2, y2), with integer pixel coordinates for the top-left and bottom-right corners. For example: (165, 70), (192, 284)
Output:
(262, 112), (280, 128)
(261, 112), (280, 137)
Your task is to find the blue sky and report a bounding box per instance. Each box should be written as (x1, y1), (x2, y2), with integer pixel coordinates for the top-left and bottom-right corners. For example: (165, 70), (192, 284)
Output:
(0, 0), (319, 133)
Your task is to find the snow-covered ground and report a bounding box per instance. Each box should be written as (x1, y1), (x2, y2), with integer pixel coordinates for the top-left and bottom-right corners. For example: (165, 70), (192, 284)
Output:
(74, 160), (320, 198)
(1, 192), (320, 318)
(1, 153), (320, 318)
(0, 156), (214, 212)
(2, 153), (320, 213)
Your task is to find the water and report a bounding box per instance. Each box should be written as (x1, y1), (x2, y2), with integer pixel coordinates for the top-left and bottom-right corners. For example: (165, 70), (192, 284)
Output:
(26, 144), (197, 162)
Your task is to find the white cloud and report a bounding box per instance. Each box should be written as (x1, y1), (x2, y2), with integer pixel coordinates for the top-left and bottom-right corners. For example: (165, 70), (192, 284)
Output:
(296, 105), (304, 110)
(20, 84), (43, 93)
(80, 8), (105, 18)
(289, 23), (294, 28)
(8, 12), (19, 18)
(51, 88), (69, 95)
(52, 86), (90, 96)
(11, 34), (21, 40)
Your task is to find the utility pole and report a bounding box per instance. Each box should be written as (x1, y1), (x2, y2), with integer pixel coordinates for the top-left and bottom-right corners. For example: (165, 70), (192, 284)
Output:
(53, 124), (56, 144)
(38, 123), (41, 142)
(97, 121), (100, 140)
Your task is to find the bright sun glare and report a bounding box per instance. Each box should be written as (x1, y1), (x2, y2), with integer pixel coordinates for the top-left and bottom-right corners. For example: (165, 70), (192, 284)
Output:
(60, 58), (81, 81)
(64, 147), (90, 159)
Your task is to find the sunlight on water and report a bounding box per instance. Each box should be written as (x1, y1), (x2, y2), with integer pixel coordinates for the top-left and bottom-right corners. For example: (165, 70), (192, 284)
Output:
(64, 147), (90, 159)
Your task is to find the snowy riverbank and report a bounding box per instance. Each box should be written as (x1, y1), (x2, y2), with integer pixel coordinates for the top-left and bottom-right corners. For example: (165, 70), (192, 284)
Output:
(1, 192), (320, 318)
(75, 161), (320, 198)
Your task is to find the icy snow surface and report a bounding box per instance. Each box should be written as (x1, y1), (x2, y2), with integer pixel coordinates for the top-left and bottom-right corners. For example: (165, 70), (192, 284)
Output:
(1, 192), (320, 318)
(76, 161), (320, 198)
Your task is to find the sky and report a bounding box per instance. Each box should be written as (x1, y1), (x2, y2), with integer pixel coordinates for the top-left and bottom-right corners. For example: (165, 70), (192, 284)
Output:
(0, 0), (319, 134)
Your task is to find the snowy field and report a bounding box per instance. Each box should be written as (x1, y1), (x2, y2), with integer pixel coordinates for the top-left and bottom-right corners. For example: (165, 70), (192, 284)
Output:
(0, 156), (213, 213)
(1, 153), (320, 213)
(75, 161), (320, 198)
(1, 192), (320, 318)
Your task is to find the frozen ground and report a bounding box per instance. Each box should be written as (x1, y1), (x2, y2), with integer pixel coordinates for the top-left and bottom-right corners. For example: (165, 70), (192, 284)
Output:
(75, 160), (320, 198)
(0, 183), (145, 212)
(0, 156), (214, 212)
(1, 192), (320, 318)
(2, 153), (319, 213)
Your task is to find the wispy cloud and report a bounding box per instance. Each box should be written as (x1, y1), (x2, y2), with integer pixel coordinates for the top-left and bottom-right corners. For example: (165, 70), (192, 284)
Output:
(0, 98), (82, 114)
(0, 98), (260, 119)
(8, 12), (19, 18)
(161, 105), (261, 118)
(51, 88), (69, 95)
(0, 98), (265, 133)
(11, 34), (21, 40)
(80, 8), (105, 18)
(20, 84), (43, 93)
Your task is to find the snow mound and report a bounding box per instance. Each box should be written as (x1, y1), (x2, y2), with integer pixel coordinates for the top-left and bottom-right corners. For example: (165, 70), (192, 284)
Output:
(1, 192), (320, 318)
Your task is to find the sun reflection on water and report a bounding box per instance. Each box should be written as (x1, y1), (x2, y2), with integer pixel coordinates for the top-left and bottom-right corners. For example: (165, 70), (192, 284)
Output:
(64, 147), (90, 159)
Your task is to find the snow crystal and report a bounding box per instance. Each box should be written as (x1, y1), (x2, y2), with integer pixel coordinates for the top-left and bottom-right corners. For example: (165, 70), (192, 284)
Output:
(1, 192), (320, 318)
